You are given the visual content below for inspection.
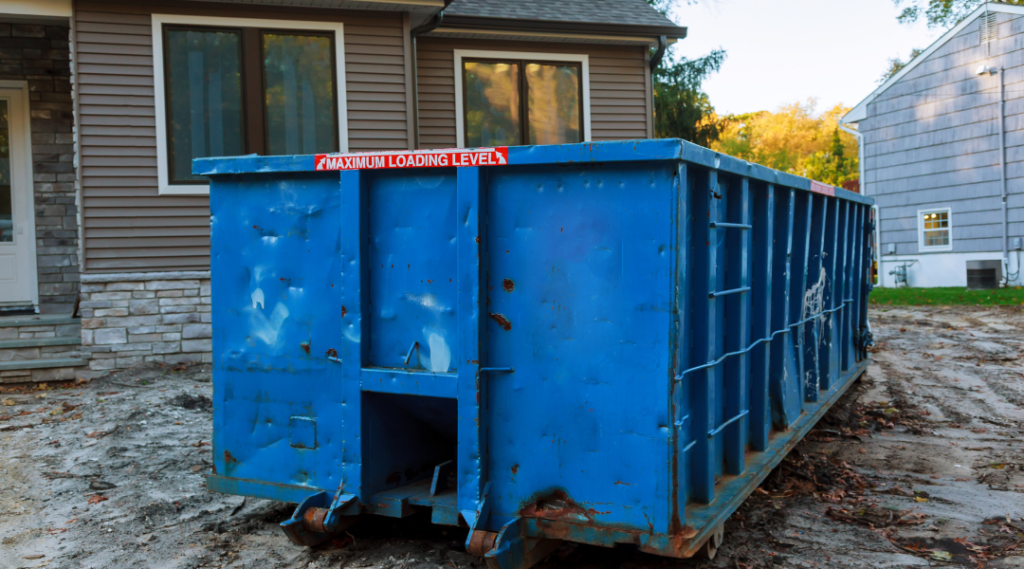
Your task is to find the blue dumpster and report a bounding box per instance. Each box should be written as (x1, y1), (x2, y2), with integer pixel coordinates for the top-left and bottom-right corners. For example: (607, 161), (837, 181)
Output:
(195, 140), (873, 567)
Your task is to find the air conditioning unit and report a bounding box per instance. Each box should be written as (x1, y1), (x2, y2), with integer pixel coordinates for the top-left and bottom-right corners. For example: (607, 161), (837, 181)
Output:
(966, 260), (1001, 290)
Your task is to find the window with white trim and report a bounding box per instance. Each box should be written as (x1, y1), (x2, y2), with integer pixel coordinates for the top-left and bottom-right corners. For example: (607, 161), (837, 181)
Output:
(918, 208), (952, 251)
(152, 15), (347, 195)
(454, 50), (591, 149)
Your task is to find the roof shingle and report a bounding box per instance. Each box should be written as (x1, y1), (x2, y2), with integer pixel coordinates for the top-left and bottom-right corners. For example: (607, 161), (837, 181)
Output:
(444, 0), (678, 28)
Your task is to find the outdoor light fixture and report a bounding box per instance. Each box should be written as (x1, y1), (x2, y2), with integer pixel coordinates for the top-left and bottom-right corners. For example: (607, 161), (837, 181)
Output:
(976, 65), (998, 75)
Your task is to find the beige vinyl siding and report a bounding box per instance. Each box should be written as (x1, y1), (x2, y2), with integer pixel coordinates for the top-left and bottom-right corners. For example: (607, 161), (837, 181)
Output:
(416, 37), (651, 149)
(76, 1), (409, 272)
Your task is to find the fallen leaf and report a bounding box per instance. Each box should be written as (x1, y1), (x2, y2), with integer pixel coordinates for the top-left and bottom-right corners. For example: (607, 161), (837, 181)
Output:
(991, 463), (1006, 470)
(858, 448), (867, 454)
(1, 399), (15, 406)
(915, 496), (929, 503)
(23, 553), (45, 560)
(190, 465), (203, 472)
(931, 550), (952, 561)
(87, 495), (108, 505)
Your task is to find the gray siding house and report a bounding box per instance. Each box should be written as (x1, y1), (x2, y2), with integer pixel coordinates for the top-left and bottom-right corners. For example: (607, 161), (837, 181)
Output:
(845, 2), (1024, 288)
(0, 0), (685, 382)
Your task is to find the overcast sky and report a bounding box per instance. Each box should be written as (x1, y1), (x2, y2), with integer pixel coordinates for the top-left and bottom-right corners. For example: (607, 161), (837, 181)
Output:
(666, 0), (946, 116)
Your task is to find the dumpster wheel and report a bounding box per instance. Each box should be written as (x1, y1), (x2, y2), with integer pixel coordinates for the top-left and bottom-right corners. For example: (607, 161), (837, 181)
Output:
(694, 525), (725, 560)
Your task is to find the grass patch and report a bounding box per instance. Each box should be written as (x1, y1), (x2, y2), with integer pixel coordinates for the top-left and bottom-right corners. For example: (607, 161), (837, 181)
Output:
(870, 286), (1024, 306)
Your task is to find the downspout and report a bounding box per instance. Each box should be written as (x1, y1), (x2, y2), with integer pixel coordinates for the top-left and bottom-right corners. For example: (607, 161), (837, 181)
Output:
(649, 36), (667, 137)
(71, 0), (84, 297)
(839, 122), (881, 287)
(410, 5), (449, 149)
(997, 67), (1009, 285)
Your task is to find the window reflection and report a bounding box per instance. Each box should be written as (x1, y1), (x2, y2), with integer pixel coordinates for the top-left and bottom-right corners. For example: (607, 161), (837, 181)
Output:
(526, 63), (580, 145)
(263, 33), (337, 155)
(464, 61), (521, 147)
(0, 100), (11, 243)
(165, 28), (244, 183)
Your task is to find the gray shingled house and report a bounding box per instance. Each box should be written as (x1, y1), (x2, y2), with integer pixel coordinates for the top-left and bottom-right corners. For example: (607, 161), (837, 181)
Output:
(844, 2), (1024, 289)
(0, 0), (686, 381)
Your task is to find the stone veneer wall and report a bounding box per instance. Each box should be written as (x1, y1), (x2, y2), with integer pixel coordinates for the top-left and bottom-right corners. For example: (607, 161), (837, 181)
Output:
(79, 271), (211, 374)
(0, 23), (78, 313)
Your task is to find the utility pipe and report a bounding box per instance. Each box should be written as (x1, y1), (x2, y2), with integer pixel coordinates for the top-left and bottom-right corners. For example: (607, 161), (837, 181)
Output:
(839, 123), (881, 287)
(649, 36), (667, 138)
(997, 67), (1009, 285)
(410, 5), (449, 149)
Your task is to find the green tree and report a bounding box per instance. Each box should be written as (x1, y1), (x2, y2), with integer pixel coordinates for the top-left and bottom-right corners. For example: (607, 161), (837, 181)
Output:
(893, 0), (1024, 27)
(645, 0), (697, 16)
(645, 0), (727, 146)
(880, 47), (923, 82)
(653, 51), (726, 146)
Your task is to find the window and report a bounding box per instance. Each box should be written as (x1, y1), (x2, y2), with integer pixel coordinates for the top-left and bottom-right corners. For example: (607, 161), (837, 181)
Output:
(918, 208), (952, 251)
(454, 50), (590, 148)
(153, 15), (347, 195)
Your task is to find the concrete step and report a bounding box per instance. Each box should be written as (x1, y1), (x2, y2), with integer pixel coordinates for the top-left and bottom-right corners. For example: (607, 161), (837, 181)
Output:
(0, 357), (87, 372)
(0, 337), (80, 349)
(0, 314), (78, 328)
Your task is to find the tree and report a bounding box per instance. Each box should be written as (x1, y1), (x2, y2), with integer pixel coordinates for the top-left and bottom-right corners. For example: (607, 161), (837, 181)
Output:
(712, 100), (859, 186)
(653, 51), (726, 146)
(645, 0), (727, 146)
(893, 0), (1024, 27)
(880, 47), (923, 82)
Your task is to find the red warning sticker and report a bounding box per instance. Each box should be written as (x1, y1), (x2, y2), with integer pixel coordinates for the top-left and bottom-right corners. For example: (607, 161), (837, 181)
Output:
(809, 180), (836, 196)
(315, 147), (509, 171)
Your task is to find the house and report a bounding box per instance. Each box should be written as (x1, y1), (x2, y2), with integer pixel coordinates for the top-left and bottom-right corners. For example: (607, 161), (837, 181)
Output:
(844, 2), (1024, 289)
(0, 0), (686, 381)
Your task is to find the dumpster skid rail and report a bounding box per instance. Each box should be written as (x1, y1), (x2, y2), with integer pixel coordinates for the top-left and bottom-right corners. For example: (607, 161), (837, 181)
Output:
(195, 139), (874, 568)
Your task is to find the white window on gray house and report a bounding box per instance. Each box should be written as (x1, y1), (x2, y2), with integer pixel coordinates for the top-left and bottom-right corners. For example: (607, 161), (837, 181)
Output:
(918, 208), (952, 251)
(163, 26), (338, 185)
(152, 16), (347, 195)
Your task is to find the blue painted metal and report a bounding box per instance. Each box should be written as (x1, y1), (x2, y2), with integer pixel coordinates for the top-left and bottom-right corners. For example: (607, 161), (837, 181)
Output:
(197, 139), (873, 566)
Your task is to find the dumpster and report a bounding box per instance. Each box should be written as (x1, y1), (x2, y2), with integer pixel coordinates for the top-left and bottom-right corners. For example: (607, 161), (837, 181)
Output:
(195, 139), (874, 567)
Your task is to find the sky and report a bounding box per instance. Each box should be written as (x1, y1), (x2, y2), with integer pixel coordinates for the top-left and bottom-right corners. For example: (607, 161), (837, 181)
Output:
(667, 0), (947, 116)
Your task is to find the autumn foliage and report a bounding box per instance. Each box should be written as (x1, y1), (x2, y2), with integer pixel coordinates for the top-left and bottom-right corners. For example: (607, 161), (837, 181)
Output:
(710, 99), (860, 187)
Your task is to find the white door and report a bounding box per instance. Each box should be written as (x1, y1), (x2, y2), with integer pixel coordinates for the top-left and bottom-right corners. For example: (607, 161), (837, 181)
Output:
(0, 86), (37, 307)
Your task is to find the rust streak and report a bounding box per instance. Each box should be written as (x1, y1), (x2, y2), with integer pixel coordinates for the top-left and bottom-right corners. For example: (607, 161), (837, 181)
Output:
(341, 306), (347, 317)
(502, 278), (514, 292)
(519, 490), (608, 524)
(488, 313), (512, 331)
(300, 342), (310, 354)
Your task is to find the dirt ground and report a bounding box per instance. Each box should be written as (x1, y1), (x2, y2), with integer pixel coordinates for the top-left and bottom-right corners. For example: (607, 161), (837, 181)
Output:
(2, 305), (1023, 569)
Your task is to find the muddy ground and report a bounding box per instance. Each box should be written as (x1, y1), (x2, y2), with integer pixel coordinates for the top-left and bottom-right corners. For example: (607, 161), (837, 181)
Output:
(1, 306), (1023, 569)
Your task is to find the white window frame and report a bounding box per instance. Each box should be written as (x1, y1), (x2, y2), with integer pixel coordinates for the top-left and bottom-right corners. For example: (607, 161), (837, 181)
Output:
(152, 14), (349, 195)
(453, 49), (591, 149)
(918, 207), (953, 252)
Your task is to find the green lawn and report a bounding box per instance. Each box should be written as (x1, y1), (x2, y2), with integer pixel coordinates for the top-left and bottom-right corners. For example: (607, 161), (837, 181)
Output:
(869, 286), (1024, 306)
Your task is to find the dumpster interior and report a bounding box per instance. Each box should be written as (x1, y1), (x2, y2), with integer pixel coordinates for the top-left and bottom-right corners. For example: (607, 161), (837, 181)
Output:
(361, 392), (460, 524)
